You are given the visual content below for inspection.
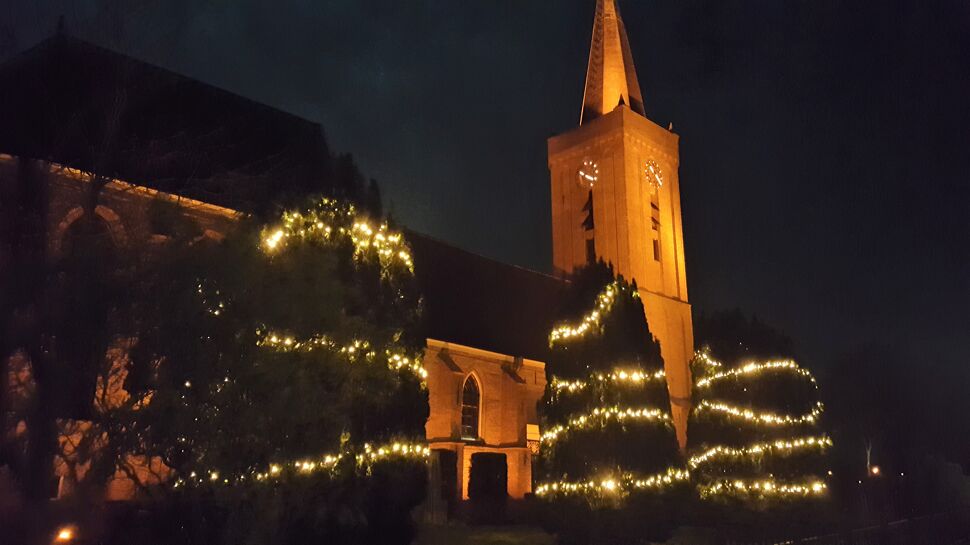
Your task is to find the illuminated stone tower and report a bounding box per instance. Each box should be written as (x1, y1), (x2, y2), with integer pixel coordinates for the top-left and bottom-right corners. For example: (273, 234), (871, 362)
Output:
(547, 0), (693, 447)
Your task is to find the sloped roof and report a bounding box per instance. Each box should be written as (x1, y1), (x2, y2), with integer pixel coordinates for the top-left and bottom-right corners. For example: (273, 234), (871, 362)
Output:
(0, 33), (327, 213)
(0, 33), (568, 362)
(408, 232), (566, 362)
(580, 0), (646, 125)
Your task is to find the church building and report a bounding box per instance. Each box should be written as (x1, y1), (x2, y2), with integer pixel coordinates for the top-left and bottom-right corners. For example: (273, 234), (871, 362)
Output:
(0, 0), (692, 508)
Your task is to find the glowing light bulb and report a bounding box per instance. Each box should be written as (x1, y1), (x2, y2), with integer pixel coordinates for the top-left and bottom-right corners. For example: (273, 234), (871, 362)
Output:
(55, 526), (75, 542)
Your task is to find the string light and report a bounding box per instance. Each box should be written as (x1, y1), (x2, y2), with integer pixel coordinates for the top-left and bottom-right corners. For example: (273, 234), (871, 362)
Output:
(535, 467), (690, 498)
(696, 359), (816, 389)
(196, 281), (228, 317)
(260, 198), (413, 272)
(694, 350), (723, 370)
(694, 400), (824, 426)
(194, 198), (427, 380)
(549, 369), (665, 395)
(541, 405), (670, 446)
(172, 441), (430, 488)
(688, 351), (831, 503)
(550, 282), (638, 344)
(699, 478), (827, 499)
(688, 436), (833, 469)
(256, 331), (427, 379)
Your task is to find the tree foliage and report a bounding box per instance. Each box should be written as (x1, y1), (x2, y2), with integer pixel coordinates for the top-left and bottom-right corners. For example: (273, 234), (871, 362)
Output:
(694, 309), (795, 367)
(687, 311), (832, 538)
(116, 197), (427, 545)
(537, 262), (684, 545)
(1, 159), (139, 543)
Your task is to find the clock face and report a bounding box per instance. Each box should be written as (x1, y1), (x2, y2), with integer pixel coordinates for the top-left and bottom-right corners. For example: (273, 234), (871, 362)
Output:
(644, 160), (663, 189)
(578, 159), (599, 189)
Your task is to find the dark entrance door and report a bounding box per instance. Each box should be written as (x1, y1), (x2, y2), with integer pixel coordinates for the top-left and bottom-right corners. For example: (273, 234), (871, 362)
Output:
(437, 449), (458, 518)
(468, 452), (508, 523)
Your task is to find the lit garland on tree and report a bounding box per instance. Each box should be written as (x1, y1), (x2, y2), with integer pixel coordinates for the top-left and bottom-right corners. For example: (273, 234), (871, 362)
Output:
(261, 197), (414, 272)
(537, 265), (685, 509)
(688, 349), (832, 501)
(194, 198), (428, 381)
(132, 196), (429, 494)
(548, 281), (621, 342)
(549, 369), (665, 397)
(255, 331), (428, 379)
(694, 399), (824, 426)
(540, 405), (671, 446)
(173, 440), (431, 488)
(535, 467), (690, 498)
(688, 436), (833, 470)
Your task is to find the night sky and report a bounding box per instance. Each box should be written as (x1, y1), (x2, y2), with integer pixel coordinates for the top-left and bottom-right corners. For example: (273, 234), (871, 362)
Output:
(3, 1), (968, 384)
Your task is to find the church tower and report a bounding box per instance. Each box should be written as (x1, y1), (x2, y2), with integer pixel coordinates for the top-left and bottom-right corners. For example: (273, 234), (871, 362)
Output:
(547, 0), (693, 447)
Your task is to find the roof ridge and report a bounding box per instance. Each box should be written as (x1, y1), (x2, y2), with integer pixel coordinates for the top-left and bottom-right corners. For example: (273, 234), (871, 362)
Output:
(2, 33), (320, 131)
(404, 228), (565, 283)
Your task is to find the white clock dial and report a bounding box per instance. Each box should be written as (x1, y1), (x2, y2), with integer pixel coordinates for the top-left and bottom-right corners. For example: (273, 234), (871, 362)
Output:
(578, 159), (599, 189)
(644, 160), (663, 189)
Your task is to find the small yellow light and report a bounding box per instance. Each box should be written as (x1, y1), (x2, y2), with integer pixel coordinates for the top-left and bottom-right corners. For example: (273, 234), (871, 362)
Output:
(870, 465), (880, 476)
(54, 526), (75, 542)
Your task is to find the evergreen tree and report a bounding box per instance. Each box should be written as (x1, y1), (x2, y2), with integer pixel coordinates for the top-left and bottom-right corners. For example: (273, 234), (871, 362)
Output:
(694, 309), (795, 367)
(686, 312), (832, 538)
(121, 196), (428, 545)
(537, 262), (686, 545)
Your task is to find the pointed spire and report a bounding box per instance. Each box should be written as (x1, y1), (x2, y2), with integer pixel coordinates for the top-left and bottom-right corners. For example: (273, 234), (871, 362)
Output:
(580, 0), (646, 125)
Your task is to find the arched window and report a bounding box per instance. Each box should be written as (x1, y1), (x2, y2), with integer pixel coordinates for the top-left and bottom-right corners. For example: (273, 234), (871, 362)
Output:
(53, 205), (127, 258)
(63, 212), (115, 260)
(461, 376), (481, 440)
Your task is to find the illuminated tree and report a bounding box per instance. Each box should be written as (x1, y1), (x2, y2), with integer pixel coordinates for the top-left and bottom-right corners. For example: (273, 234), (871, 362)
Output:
(686, 313), (832, 537)
(124, 197), (428, 545)
(688, 352), (830, 499)
(537, 262), (686, 545)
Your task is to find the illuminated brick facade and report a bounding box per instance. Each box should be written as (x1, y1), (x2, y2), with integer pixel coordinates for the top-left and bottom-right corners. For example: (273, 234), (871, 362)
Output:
(548, 0), (694, 447)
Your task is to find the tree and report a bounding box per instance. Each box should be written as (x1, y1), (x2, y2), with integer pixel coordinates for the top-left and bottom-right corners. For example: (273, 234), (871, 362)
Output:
(536, 262), (686, 545)
(118, 197), (428, 545)
(694, 309), (795, 367)
(687, 311), (832, 539)
(0, 155), (136, 544)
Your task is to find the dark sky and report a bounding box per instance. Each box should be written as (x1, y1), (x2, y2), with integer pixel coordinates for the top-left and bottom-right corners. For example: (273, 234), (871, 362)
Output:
(2, 1), (969, 379)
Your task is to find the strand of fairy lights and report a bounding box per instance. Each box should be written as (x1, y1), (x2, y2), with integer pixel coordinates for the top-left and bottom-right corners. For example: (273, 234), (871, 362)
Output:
(172, 441), (430, 488)
(195, 198), (427, 380)
(549, 368), (666, 395)
(695, 400), (824, 426)
(256, 331), (427, 379)
(535, 467), (690, 497)
(541, 406), (670, 446)
(690, 353), (830, 500)
(261, 198), (413, 272)
(699, 477), (827, 498)
(696, 360), (816, 389)
(550, 282), (636, 344)
(688, 436), (833, 469)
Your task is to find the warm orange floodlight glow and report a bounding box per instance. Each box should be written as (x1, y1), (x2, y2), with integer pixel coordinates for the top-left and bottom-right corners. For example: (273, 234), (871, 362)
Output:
(870, 465), (881, 476)
(54, 525), (75, 542)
